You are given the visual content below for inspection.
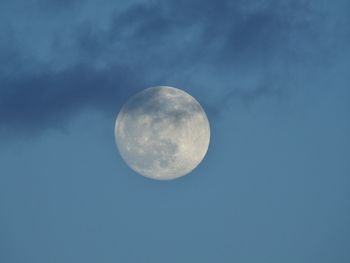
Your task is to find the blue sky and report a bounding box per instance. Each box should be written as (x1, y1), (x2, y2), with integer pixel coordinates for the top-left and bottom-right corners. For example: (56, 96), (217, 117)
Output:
(0, 0), (349, 262)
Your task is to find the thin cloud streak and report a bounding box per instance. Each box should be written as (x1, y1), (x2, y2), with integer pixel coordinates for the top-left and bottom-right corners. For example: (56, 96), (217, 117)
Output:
(0, 0), (345, 135)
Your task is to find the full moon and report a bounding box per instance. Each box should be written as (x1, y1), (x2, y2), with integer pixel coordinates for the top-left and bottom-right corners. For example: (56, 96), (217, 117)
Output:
(115, 86), (210, 180)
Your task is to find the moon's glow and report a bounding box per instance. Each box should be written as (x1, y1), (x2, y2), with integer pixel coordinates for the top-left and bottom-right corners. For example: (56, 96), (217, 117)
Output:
(115, 86), (210, 180)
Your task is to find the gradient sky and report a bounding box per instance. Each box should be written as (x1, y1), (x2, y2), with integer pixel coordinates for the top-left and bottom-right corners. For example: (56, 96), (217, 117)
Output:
(1, 0), (350, 262)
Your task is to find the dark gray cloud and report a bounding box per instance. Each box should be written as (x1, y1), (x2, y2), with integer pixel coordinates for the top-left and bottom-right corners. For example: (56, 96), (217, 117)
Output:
(0, 64), (144, 133)
(0, 0), (347, 135)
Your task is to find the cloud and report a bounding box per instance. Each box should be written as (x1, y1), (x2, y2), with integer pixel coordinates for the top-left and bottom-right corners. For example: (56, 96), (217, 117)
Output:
(0, 0), (346, 135)
(0, 64), (144, 133)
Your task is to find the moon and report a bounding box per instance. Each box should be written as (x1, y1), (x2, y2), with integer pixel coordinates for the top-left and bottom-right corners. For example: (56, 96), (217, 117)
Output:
(115, 86), (210, 180)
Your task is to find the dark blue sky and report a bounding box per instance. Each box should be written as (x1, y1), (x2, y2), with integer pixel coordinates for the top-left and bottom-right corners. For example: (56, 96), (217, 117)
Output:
(1, 0), (350, 262)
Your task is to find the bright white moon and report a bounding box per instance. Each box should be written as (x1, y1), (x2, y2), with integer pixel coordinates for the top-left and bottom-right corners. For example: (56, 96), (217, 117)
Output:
(115, 86), (210, 180)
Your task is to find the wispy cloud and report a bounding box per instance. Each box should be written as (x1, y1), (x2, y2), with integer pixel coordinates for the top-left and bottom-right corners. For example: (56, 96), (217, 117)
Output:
(0, 0), (347, 135)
